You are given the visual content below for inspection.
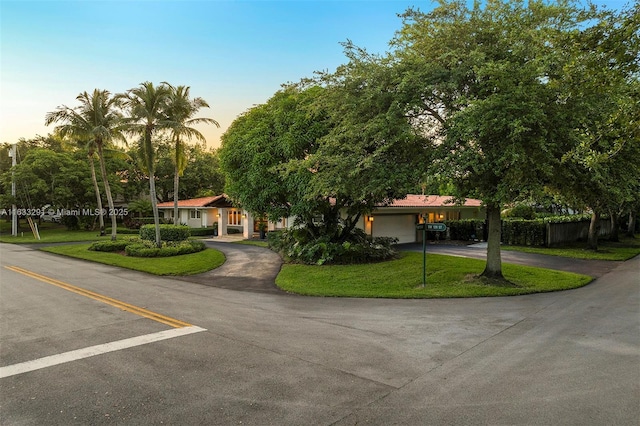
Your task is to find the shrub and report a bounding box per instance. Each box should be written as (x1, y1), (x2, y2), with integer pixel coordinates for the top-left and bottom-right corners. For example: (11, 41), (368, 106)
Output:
(140, 224), (190, 242)
(443, 219), (485, 241)
(268, 228), (398, 265)
(227, 227), (242, 234)
(125, 239), (206, 257)
(190, 227), (217, 237)
(123, 216), (170, 229)
(501, 219), (546, 246)
(88, 239), (136, 252)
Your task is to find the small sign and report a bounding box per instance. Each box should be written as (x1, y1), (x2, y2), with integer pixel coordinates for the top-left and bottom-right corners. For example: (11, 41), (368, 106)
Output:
(426, 223), (447, 232)
(416, 223), (425, 231)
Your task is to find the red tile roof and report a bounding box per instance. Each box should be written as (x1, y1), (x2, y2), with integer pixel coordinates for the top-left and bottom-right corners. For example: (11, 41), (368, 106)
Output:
(378, 195), (482, 208)
(157, 195), (227, 208)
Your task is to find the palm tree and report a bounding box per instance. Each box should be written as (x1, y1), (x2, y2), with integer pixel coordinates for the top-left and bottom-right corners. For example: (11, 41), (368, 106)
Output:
(163, 83), (219, 225)
(119, 82), (172, 247)
(45, 90), (126, 240)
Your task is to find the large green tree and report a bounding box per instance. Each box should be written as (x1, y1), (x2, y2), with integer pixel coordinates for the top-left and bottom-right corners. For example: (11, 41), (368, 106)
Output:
(45, 89), (127, 240)
(163, 83), (219, 224)
(220, 87), (327, 227)
(392, 0), (591, 279)
(119, 82), (172, 247)
(554, 3), (640, 249)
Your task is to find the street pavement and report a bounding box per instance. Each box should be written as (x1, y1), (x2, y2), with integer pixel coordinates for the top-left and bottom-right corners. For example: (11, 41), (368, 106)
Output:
(0, 242), (638, 425)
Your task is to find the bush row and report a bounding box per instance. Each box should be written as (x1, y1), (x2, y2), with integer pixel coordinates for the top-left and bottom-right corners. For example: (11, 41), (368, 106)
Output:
(88, 237), (206, 257)
(125, 240), (206, 257)
(88, 239), (132, 252)
(140, 224), (191, 242)
(442, 219), (485, 241)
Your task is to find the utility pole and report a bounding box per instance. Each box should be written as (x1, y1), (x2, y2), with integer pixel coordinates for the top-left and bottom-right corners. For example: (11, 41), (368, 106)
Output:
(9, 143), (17, 236)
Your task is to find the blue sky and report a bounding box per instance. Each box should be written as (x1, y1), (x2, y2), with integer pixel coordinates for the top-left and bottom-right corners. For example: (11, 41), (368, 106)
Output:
(0, 0), (632, 148)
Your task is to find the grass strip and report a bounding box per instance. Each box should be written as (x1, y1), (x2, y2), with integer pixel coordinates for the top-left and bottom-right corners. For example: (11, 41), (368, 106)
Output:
(502, 235), (640, 261)
(41, 243), (225, 276)
(276, 252), (592, 298)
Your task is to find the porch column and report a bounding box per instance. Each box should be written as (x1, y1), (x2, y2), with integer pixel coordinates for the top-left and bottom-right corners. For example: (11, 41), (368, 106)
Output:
(243, 211), (254, 239)
(218, 208), (228, 236)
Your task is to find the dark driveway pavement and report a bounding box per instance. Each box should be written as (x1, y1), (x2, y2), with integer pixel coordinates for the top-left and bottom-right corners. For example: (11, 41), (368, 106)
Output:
(175, 241), (284, 294)
(399, 242), (623, 278)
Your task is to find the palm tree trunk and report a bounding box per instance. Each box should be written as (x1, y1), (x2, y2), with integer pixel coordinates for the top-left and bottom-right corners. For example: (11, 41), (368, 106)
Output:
(173, 166), (180, 225)
(149, 171), (162, 248)
(97, 143), (118, 241)
(481, 203), (503, 279)
(88, 153), (105, 236)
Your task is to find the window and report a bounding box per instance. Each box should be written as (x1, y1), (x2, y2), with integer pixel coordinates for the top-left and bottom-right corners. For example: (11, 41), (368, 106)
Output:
(228, 210), (242, 226)
(190, 210), (201, 219)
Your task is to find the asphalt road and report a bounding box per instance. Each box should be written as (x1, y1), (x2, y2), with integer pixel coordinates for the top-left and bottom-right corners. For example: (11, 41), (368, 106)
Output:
(1, 242), (638, 425)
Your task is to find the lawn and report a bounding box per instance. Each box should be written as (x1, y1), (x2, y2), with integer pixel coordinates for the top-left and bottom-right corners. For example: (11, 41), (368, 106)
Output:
(41, 243), (225, 276)
(502, 235), (640, 261)
(0, 221), (114, 244)
(276, 252), (592, 298)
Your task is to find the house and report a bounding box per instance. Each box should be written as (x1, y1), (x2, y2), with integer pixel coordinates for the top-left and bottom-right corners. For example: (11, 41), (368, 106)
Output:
(156, 195), (288, 239)
(160, 194), (484, 244)
(361, 195), (484, 244)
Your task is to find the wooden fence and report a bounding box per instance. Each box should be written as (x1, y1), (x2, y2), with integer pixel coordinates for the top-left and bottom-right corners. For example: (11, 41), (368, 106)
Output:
(546, 219), (611, 247)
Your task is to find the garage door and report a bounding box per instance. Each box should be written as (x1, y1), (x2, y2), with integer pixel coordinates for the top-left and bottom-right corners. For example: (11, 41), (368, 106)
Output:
(372, 214), (417, 244)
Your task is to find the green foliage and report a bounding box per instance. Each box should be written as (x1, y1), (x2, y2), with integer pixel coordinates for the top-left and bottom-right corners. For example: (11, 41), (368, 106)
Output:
(269, 228), (398, 265)
(127, 199), (153, 217)
(88, 239), (132, 252)
(124, 216), (170, 229)
(189, 227), (218, 236)
(139, 224), (190, 242)
(501, 219), (547, 246)
(443, 219), (485, 241)
(125, 239), (205, 257)
(502, 205), (536, 220)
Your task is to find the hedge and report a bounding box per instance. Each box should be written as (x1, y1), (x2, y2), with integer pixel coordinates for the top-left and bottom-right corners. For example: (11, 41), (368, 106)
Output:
(190, 226), (217, 236)
(442, 219), (485, 241)
(88, 240), (133, 252)
(125, 240), (206, 257)
(140, 224), (190, 242)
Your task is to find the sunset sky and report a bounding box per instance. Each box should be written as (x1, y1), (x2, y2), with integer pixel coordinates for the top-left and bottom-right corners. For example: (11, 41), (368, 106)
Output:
(0, 0), (630, 149)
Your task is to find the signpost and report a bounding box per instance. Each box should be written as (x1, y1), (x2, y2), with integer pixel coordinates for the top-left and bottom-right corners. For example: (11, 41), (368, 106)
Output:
(417, 222), (447, 287)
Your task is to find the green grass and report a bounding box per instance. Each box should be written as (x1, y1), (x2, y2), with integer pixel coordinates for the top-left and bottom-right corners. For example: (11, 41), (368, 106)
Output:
(0, 227), (112, 244)
(502, 235), (640, 261)
(41, 243), (226, 276)
(276, 252), (592, 298)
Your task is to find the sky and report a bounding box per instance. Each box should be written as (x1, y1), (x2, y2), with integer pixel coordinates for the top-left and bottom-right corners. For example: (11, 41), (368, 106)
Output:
(0, 0), (632, 149)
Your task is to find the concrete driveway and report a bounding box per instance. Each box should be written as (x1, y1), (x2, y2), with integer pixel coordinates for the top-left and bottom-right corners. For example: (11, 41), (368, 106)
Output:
(1, 243), (638, 425)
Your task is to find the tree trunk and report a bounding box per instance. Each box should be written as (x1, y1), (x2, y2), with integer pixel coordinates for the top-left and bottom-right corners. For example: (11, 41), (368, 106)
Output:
(609, 210), (619, 242)
(97, 143), (117, 241)
(587, 211), (600, 251)
(627, 211), (637, 238)
(481, 203), (503, 279)
(173, 166), (180, 225)
(149, 171), (162, 248)
(88, 154), (105, 236)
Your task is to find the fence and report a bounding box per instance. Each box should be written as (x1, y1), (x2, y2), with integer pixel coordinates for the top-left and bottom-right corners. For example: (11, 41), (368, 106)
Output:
(546, 218), (611, 247)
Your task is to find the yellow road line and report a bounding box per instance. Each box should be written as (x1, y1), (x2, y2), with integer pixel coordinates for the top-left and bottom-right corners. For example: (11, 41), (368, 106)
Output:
(4, 266), (192, 328)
